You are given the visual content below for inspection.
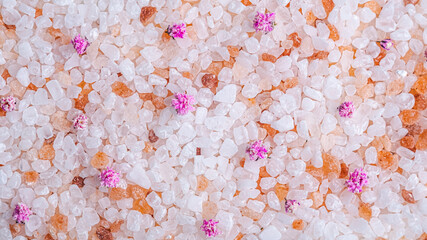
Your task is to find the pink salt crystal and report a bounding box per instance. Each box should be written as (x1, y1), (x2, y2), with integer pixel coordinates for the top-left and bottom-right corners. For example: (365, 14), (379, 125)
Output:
(253, 11), (275, 33)
(71, 34), (90, 55)
(200, 219), (220, 237)
(284, 199), (300, 213)
(99, 167), (120, 188)
(246, 140), (268, 161)
(166, 23), (186, 39)
(338, 101), (354, 118)
(0, 96), (16, 112)
(346, 168), (369, 193)
(73, 114), (88, 130)
(171, 93), (195, 115)
(378, 39), (394, 51)
(13, 203), (32, 224)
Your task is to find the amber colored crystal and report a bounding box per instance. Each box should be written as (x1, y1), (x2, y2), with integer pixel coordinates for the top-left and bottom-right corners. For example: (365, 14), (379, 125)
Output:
(416, 130), (427, 150)
(23, 171), (39, 184)
(417, 233), (427, 240)
(274, 183), (289, 201)
(400, 136), (415, 149)
(240, 207), (262, 221)
(364, 1), (382, 15)
(412, 75), (427, 94)
(305, 11), (317, 25)
(96, 226), (113, 240)
(201, 73), (219, 90)
(227, 46), (240, 58)
(72, 176), (85, 188)
(357, 84), (374, 99)
(110, 220), (124, 233)
(197, 175), (209, 191)
(328, 24), (340, 41)
(151, 95), (166, 109)
(241, 0), (251, 6)
(110, 187), (128, 201)
(261, 53), (277, 63)
(322, 153), (341, 179)
(377, 150), (396, 169)
(148, 129), (159, 143)
(401, 189), (415, 204)
(399, 110), (420, 125)
(234, 233), (244, 240)
(258, 123), (278, 137)
(202, 201), (218, 220)
(309, 191), (324, 209)
(112, 82), (133, 98)
(39, 145), (55, 160)
(91, 152), (109, 168)
(374, 50), (386, 65)
(322, 0), (334, 16)
(292, 219), (305, 230)
(405, 124), (422, 136)
(359, 203), (372, 221)
(339, 163), (349, 178)
(413, 94), (427, 110)
(128, 184), (150, 200)
(277, 77), (298, 93)
(288, 33), (301, 48)
(140, 6), (157, 25)
(386, 79), (404, 96)
(133, 198), (154, 215)
(51, 213), (68, 232)
(44, 234), (54, 240)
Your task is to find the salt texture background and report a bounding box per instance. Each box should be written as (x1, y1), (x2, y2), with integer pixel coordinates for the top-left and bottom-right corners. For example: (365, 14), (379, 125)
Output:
(0, 0), (427, 239)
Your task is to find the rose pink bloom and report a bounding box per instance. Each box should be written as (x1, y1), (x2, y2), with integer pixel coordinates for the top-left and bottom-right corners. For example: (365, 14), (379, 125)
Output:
(284, 199), (300, 213)
(246, 140), (268, 161)
(171, 93), (195, 115)
(253, 11), (275, 33)
(338, 101), (354, 118)
(0, 96), (16, 112)
(379, 39), (394, 51)
(13, 203), (32, 224)
(166, 23), (186, 39)
(200, 219), (220, 237)
(73, 114), (88, 130)
(71, 34), (90, 54)
(346, 168), (369, 193)
(99, 167), (120, 188)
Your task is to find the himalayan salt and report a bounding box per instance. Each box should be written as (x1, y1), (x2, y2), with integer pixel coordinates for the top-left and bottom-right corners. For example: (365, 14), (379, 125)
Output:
(406, 124), (422, 136)
(112, 82), (133, 98)
(401, 189), (415, 204)
(377, 150), (396, 169)
(357, 84), (374, 99)
(96, 226), (113, 240)
(403, 0), (419, 5)
(91, 152), (109, 168)
(109, 187), (128, 201)
(309, 191), (324, 209)
(339, 163), (349, 178)
(308, 51), (329, 60)
(400, 136), (415, 149)
(374, 51), (386, 65)
(10, 224), (21, 237)
(399, 110), (420, 125)
(241, 207), (262, 221)
(274, 184), (289, 201)
(364, 1), (381, 15)
(133, 198), (154, 215)
(259, 123), (278, 137)
(140, 6), (157, 25)
(227, 46), (240, 58)
(201, 73), (219, 90)
(416, 130), (427, 150)
(277, 77), (298, 93)
(206, 62), (223, 76)
(412, 75), (427, 94)
(51, 111), (72, 131)
(39, 145), (55, 160)
(202, 201), (218, 220)
(196, 148), (201, 155)
(327, 24), (340, 41)
(148, 129), (159, 143)
(413, 94), (427, 110)
(379, 135), (391, 151)
(23, 171), (39, 184)
(72, 176), (85, 188)
(306, 165), (324, 180)
(292, 219), (305, 230)
(305, 11), (317, 25)
(386, 79), (404, 96)
(358, 203), (372, 221)
(241, 0), (251, 6)
(197, 175), (209, 191)
(51, 213), (68, 232)
(262, 53), (277, 63)
(110, 220), (124, 233)
(44, 234), (54, 240)
(418, 233), (427, 240)
(322, 0), (334, 16)
(288, 33), (301, 48)
(128, 185), (150, 200)
(322, 153), (341, 179)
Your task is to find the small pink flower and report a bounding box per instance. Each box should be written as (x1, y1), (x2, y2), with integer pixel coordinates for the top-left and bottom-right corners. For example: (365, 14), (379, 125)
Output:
(200, 219), (220, 237)
(338, 101), (354, 118)
(246, 140), (268, 161)
(346, 168), (369, 193)
(253, 11), (275, 34)
(71, 34), (90, 55)
(13, 203), (32, 224)
(99, 167), (120, 188)
(0, 96), (16, 112)
(378, 39), (394, 51)
(171, 93), (195, 115)
(166, 23), (186, 39)
(424, 49), (427, 61)
(284, 199), (300, 213)
(73, 114), (88, 130)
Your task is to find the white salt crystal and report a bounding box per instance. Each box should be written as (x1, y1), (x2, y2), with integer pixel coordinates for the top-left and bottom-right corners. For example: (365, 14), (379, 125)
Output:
(267, 192), (281, 211)
(242, 84), (260, 98)
(321, 114), (337, 135)
(219, 138), (238, 157)
(325, 194), (343, 211)
(244, 37), (260, 54)
(247, 200), (265, 213)
(287, 160), (306, 177)
(359, 8), (376, 23)
(26, 215), (42, 232)
(46, 80), (64, 100)
(119, 59), (135, 81)
(141, 46), (163, 62)
(279, 94), (297, 114)
(127, 164), (151, 189)
(18, 41), (33, 59)
(22, 107), (38, 125)
(259, 225), (282, 240)
(390, 29), (411, 41)
(214, 84), (237, 103)
(271, 115), (294, 132)
(365, 147), (377, 164)
(127, 210), (143, 232)
(187, 195), (203, 212)
(16, 67), (30, 87)
(100, 43), (120, 61)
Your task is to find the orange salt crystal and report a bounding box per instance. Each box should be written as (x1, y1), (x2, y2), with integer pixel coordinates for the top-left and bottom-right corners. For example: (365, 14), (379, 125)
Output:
(197, 175), (209, 191)
(110, 187), (128, 201)
(401, 189), (415, 204)
(234, 233), (244, 240)
(359, 203), (372, 221)
(416, 130), (427, 150)
(403, 0), (419, 5)
(400, 136), (415, 149)
(374, 51), (386, 65)
(339, 163), (349, 178)
(39, 145), (55, 160)
(151, 95), (166, 109)
(292, 219), (305, 230)
(379, 135), (391, 151)
(112, 81), (133, 98)
(153, 68), (169, 79)
(51, 213), (68, 232)
(206, 62), (223, 76)
(322, 153), (341, 179)
(10, 224), (21, 237)
(364, 1), (382, 15)
(357, 84), (374, 99)
(277, 77), (298, 92)
(258, 123), (278, 137)
(288, 33), (301, 48)
(201, 73), (219, 90)
(406, 124), (422, 136)
(413, 94), (427, 110)
(23, 171), (39, 184)
(306, 165), (324, 180)
(412, 75), (427, 94)
(305, 11), (317, 25)
(128, 185), (150, 200)
(202, 201), (218, 219)
(110, 220), (124, 233)
(386, 79), (404, 96)
(133, 198), (154, 215)
(261, 53), (277, 63)
(72, 176), (85, 188)
(399, 109), (420, 125)
(309, 191), (324, 209)
(35, 8), (43, 18)
(44, 234), (54, 240)
(241, 207), (262, 221)
(241, 0), (251, 6)
(377, 150), (396, 169)
(90, 152), (109, 168)
(140, 6), (157, 25)
(322, 0), (334, 16)
(227, 46), (240, 57)
(418, 233), (427, 240)
(274, 183), (289, 201)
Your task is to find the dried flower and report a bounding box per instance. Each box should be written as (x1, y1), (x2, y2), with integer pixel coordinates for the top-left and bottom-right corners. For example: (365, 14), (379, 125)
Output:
(338, 101), (354, 118)
(253, 11), (275, 33)
(246, 140), (268, 161)
(284, 199), (300, 213)
(99, 167), (120, 188)
(71, 34), (90, 55)
(200, 219), (220, 237)
(0, 96), (16, 112)
(346, 168), (369, 193)
(13, 203), (32, 224)
(73, 114), (88, 130)
(171, 93), (195, 115)
(378, 39), (394, 51)
(166, 23), (186, 39)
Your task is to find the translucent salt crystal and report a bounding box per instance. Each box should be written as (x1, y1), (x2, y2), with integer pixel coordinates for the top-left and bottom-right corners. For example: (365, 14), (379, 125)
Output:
(350, 218), (374, 236)
(46, 80), (64, 101)
(22, 107), (38, 125)
(271, 115), (294, 132)
(312, 37), (328, 51)
(187, 195), (203, 212)
(247, 200), (265, 213)
(16, 67), (30, 87)
(369, 218), (385, 236)
(365, 147), (377, 164)
(0, 228), (12, 239)
(242, 84), (260, 98)
(213, 84), (236, 103)
(323, 78), (342, 100)
(267, 192), (281, 211)
(325, 194), (343, 211)
(100, 43), (120, 61)
(244, 37), (260, 54)
(233, 126), (249, 145)
(279, 94), (297, 114)
(259, 225), (282, 240)
(127, 210), (143, 232)
(141, 46), (163, 62)
(18, 41), (33, 58)
(127, 164), (151, 189)
(287, 160), (306, 177)
(26, 215), (42, 232)
(193, 18), (208, 39)
(359, 8), (376, 23)
(119, 59), (135, 81)
(390, 29), (411, 41)
(321, 114), (337, 135)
